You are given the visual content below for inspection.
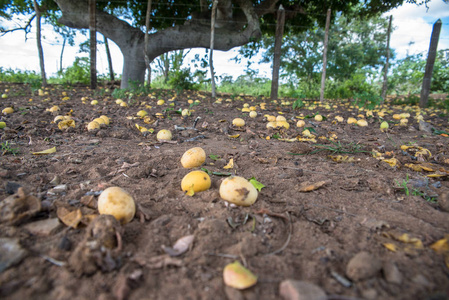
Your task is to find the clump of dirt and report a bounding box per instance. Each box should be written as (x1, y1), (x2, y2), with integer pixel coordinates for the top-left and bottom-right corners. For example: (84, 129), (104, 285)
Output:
(0, 83), (448, 299)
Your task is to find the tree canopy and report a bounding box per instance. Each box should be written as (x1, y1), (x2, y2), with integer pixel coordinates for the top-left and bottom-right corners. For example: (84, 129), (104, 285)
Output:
(0, 0), (432, 88)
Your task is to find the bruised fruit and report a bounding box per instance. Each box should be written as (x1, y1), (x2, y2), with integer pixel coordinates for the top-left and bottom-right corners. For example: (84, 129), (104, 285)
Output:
(181, 170), (211, 193)
(219, 176), (258, 206)
(87, 121), (100, 131)
(223, 261), (258, 289)
(157, 129), (172, 141)
(181, 147), (206, 169)
(97, 186), (136, 224)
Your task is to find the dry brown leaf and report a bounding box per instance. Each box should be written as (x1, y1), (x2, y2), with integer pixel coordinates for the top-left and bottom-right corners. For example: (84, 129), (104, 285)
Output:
(430, 237), (449, 255)
(57, 207), (83, 228)
(299, 180), (331, 192)
(161, 234), (194, 257)
(146, 255), (183, 269)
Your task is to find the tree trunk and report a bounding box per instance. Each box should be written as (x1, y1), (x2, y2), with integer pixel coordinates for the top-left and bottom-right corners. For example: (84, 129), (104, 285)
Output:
(60, 37), (66, 73)
(54, 0), (262, 89)
(104, 35), (114, 82)
(210, 0), (218, 99)
(270, 4), (285, 100)
(381, 15), (392, 101)
(33, 0), (47, 87)
(420, 19), (442, 108)
(319, 8), (331, 102)
(144, 0), (152, 86)
(89, 0), (97, 89)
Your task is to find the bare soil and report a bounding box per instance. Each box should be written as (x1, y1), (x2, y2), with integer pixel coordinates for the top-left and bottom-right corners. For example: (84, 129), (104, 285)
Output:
(1, 83), (448, 300)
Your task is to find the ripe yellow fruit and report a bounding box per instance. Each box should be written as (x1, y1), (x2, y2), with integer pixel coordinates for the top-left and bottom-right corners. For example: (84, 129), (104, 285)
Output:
(2, 107), (14, 114)
(242, 107), (251, 113)
(181, 109), (191, 117)
(98, 186), (136, 224)
(156, 129), (172, 141)
(380, 121), (389, 131)
(357, 119), (368, 127)
(137, 110), (148, 118)
(249, 111), (257, 118)
(181, 147), (206, 169)
(232, 118), (245, 127)
(219, 176), (258, 206)
(334, 116), (344, 122)
(0, 122), (6, 129)
(115, 99), (124, 104)
(400, 118), (409, 126)
(91, 100), (98, 105)
(314, 114), (323, 122)
(99, 115), (110, 125)
(181, 170), (211, 193)
(93, 117), (106, 125)
(276, 120), (290, 129)
(87, 121), (100, 131)
(223, 261), (258, 290)
(157, 100), (165, 105)
(54, 115), (65, 123)
(296, 120), (306, 127)
(276, 115), (286, 122)
(347, 117), (357, 124)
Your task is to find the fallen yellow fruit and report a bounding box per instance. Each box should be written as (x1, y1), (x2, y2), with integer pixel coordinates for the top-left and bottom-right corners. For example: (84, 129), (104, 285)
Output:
(249, 111), (257, 118)
(232, 118), (245, 127)
(98, 186), (136, 224)
(296, 120), (306, 127)
(137, 110), (148, 118)
(0, 122), (6, 129)
(181, 147), (206, 169)
(219, 176), (258, 206)
(357, 119), (368, 127)
(314, 114), (323, 122)
(99, 115), (110, 125)
(223, 261), (258, 290)
(347, 117), (357, 124)
(87, 121), (100, 131)
(2, 107), (14, 114)
(157, 129), (172, 141)
(181, 170), (211, 194)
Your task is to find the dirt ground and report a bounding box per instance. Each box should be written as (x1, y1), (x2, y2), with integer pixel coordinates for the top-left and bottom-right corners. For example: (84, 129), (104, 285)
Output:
(0, 82), (448, 300)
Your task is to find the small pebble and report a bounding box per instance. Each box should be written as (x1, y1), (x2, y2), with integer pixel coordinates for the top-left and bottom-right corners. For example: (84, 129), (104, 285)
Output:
(382, 262), (403, 284)
(279, 280), (327, 300)
(346, 251), (381, 281)
(5, 181), (21, 194)
(0, 238), (27, 273)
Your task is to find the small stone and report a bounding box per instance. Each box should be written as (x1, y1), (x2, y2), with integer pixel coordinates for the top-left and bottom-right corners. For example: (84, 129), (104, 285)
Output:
(419, 120), (433, 133)
(49, 175), (61, 186)
(5, 181), (21, 194)
(382, 262), (403, 284)
(224, 286), (244, 300)
(58, 236), (72, 251)
(361, 288), (378, 300)
(438, 191), (449, 212)
(0, 168), (9, 178)
(412, 274), (434, 289)
(0, 238), (28, 273)
(279, 280), (327, 300)
(23, 218), (61, 236)
(346, 251), (382, 281)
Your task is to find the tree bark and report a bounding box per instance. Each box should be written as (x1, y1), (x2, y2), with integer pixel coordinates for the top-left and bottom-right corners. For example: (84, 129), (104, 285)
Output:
(144, 0), (152, 86)
(104, 35), (114, 82)
(33, 0), (47, 87)
(54, 0), (264, 88)
(381, 15), (392, 101)
(319, 8), (331, 102)
(210, 0), (218, 99)
(60, 38), (66, 73)
(420, 19), (442, 108)
(270, 4), (285, 100)
(89, 0), (97, 89)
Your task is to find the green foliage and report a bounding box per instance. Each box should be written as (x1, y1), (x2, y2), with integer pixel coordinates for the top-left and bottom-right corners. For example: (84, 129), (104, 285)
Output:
(168, 68), (199, 94)
(1, 141), (19, 156)
(0, 67), (41, 83)
(353, 91), (383, 110)
(58, 57), (90, 85)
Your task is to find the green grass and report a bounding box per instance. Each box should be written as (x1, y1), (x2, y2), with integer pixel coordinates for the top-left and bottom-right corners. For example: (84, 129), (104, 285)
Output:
(1, 141), (19, 156)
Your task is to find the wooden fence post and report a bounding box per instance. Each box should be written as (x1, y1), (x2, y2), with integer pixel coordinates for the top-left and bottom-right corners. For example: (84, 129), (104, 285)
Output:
(270, 4), (285, 100)
(319, 8), (331, 102)
(210, 0), (218, 99)
(89, 0), (97, 89)
(381, 15), (392, 101)
(420, 19), (442, 108)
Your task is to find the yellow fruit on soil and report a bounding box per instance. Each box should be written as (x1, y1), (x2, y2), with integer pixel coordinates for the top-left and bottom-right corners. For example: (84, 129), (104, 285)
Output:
(277, 120), (290, 129)
(266, 115), (276, 122)
(249, 111), (257, 118)
(219, 176), (258, 206)
(181, 109), (191, 117)
(91, 100), (98, 105)
(276, 115), (286, 122)
(223, 261), (258, 290)
(87, 121), (100, 131)
(357, 119), (368, 127)
(242, 107), (251, 113)
(181, 170), (211, 193)
(120, 102), (128, 107)
(347, 117), (357, 124)
(157, 100), (165, 105)
(400, 118), (409, 126)
(99, 115), (110, 125)
(314, 114), (323, 121)
(296, 120), (306, 127)
(1, 94), (7, 99)
(232, 118), (245, 127)
(156, 129), (172, 141)
(54, 115), (65, 123)
(335, 116), (344, 122)
(2, 107), (14, 114)
(115, 99), (124, 104)
(392, 114), (401, 120)
(181, 147), (206, 169)
(93, 117), (106, 125)
(380, 121), (389, 131)
(137, 110), (148, 118)
(98, 186), (136, 224)
(0, 122), (6, 129)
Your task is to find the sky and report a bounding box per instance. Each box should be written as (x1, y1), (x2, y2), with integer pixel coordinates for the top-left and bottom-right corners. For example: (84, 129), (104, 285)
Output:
(0, 0), (448, 80)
